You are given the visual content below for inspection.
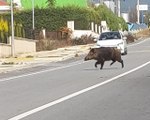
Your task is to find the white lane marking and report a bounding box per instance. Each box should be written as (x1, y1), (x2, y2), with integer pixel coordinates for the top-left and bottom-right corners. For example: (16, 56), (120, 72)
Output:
(0, 61), (85, 82)
(129, 50), (150, 53)
(8, 61), (150, 120)
(1, 38), (149, 82)
(128, 38), (150, 47)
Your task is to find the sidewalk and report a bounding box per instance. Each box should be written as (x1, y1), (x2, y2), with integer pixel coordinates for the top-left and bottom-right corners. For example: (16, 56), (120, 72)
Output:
(0, 44), (94, 73)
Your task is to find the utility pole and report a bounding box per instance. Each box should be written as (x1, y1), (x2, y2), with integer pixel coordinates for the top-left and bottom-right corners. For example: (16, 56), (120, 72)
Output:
(11, 0), (15, 57)
(118, 0), (121, 17)
(100, 0), (104, 5)
(114, 0), (121, 17)
(32, 0), (35, 30)
(137, 0), (140, 24)
(31, 0), (35, 39)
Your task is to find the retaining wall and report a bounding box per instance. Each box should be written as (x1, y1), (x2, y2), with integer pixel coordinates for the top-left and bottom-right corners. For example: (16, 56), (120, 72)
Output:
(0, 38), (36, 58)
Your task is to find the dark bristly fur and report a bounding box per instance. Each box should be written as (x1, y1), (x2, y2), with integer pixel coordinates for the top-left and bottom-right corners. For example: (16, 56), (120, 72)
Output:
(84, 47), (124, 69)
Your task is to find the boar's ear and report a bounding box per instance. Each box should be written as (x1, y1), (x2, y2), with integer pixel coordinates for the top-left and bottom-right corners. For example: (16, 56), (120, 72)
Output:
(91, 48), (96, 53)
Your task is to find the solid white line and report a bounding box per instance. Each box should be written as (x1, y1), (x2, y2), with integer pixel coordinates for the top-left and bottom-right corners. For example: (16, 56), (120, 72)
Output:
(128, 38), (149, 47)
(0, 60), (84, 82)
(8, 61), (150, 120)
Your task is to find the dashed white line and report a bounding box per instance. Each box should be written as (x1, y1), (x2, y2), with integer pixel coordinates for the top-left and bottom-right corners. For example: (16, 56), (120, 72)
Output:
(0, 60), (84, 82)
(128, 38), (149, 47)
(1, 38), (149, 82)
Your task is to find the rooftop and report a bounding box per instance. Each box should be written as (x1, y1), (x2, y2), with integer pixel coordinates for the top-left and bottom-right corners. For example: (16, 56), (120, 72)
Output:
(0, 0), (8, 6)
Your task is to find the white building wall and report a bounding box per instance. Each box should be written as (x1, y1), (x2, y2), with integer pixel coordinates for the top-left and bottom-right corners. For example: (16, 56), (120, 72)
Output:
(0, 38), (36, 58)
(121, 13), (129, 22)
(104, 1), (115, 13)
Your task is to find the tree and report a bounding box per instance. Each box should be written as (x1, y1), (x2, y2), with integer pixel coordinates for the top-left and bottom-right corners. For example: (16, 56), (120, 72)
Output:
(87, 0), (96, 8)
(128, 7), (137, 23)
(46, 0), (56, 8)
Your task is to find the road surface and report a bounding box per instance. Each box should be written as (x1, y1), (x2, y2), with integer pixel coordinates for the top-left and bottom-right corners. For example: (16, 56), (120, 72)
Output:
(0, 38), (150, 120)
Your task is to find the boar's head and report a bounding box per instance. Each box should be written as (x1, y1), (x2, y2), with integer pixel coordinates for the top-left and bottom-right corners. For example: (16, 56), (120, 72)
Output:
(84, 48), (97, 61)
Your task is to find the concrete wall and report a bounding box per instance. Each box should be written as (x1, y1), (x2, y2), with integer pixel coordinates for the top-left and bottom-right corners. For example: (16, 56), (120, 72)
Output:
(0, 44), (11, 57)
(0, 37), (36, 58)
(67, 21), (100, 39)
(71, 30), (99, 39)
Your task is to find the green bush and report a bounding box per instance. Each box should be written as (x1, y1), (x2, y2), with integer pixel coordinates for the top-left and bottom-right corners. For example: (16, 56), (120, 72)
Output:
(0, 16), (9, 43)
(0, 5), (127, 40)
(95, 5), (127, 31)
(13, 6), (102, 31)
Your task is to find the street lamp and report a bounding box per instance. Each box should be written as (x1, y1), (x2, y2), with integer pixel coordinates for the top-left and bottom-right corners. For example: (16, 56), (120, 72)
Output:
(137, 0), (140, 24)
(11, 0), (15, 57)
(31, 0), (35, 30)
(31, 0), (35, 39)
(114, 0), (121, 17)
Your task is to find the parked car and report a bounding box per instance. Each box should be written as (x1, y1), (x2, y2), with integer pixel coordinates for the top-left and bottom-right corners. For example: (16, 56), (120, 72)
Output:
(96, 31), (127, 55)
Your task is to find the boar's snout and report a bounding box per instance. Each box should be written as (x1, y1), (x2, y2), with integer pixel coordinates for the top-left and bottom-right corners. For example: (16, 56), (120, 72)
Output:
(84, 48), (96, 61)
(84, 55), (93, 61)
(84, 56), (89, 61)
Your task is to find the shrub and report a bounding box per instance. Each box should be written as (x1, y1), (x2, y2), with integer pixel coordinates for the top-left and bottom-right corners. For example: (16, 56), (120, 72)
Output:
(0, 5), (127, 40)
(0, 17), (9, 43)
(94, 5), (127, 31)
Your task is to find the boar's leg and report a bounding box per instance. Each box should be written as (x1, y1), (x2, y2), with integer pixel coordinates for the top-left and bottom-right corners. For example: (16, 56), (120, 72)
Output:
(117, 59), (124, 68)
(95, 61), (100, 68)
(95, 61), (98, 68)
(95, 60), (104, 69)
(110, 60), (116, 66)
(120, 60), (124, 68)
(100, 61), (104, 69)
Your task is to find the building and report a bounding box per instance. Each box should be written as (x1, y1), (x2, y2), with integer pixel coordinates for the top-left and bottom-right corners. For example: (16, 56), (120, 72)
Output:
(93, 0), (116, 14)
(0, 0), (10, 13)
(6, 0), (87, 10)
(92, 0), (122, 17)
(104, 0), (115, 13)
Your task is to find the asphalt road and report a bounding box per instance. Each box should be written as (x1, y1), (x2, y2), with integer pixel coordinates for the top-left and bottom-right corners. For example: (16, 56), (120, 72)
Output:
(0, 38), (150, 120)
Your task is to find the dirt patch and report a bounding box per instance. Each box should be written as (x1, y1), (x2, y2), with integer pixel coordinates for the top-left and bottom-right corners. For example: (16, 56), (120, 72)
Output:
(36, 35), (95, 51)
(126, 34), (137, 43)
(36, 29), (150, 52)
(125, 29), (150, 43)
(135, 29), (150, 38)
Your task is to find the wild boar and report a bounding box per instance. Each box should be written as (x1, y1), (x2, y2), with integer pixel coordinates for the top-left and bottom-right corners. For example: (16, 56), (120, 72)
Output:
(84, 47), (124, 69)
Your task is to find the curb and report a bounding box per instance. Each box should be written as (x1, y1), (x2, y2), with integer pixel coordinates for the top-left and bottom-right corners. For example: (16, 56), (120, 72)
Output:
(0, 44), (93, 73)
